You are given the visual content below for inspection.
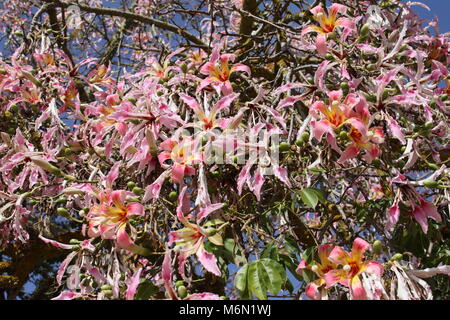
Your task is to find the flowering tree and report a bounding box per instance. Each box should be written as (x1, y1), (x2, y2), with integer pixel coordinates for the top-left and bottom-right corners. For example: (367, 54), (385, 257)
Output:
(0, 0), (449, 300)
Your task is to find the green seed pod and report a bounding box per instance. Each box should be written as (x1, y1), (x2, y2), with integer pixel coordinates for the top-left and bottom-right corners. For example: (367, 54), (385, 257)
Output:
(168, 191), (178, 202)
(130, 119), (140, 125)
(427, 163), (439, 170)
(4, 111), (13, 119)
(63, 147), (74, 156)
(56, 207), (69, 216)
(440, 94), (448, 101)
(325, 53), (334, 61)
(339, 131), (349, 140)
(10, 104), (19, 113)
(396, 160), (406, 168)
(424, 122), (433, 130)
(279, 142), (290, 152)
(175, 280), (184, 288)
(295, 139), (304, 147)
(177, 285), (188, 299)
(306, 77), (314, 85)
(366, 63), (377, 71)
(220, 296), (227, 300)
(211, 171), (220, 179)
(69, 239), (81, 245)
(103, 290), (114, 298)
(181, 63), (188, 74)
(429, 100), (437, 107)
(28, 199), (38, 206)
(201, 136), (208, 146)
(101, 284), (112, 291)
(364, 93), (377, 103)
(340, 82), (350, 94)
(400, 146), (406, 153)
(390, 253), (403, 261)
(372, 158), (382, 166)
(372, 240), (383, 255)
(127, 181), (136, 189)
(127, 97), (137, 104)
(300, 131), (310, 142)
(423, 179), (439, 188)
(132, 187), (143, 195)
(55, 197), (67, 205)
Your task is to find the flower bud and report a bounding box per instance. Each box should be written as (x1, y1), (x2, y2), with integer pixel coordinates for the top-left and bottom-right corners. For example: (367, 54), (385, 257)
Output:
(424, 121), (433, 130)
(340, 82), (349, 94)
(325, 53), (334, 61)
(177, 285), (188, 299)
(279, 142), (290, 152)
(101, 284), (112, 291)
(55, 197), (67, 205)
(339, 131), (349, 141)
(360, 24), (371, 38)
(300, 131), (310, 142)
(390, 253), (403, 261)
(132, 187), (143, 196)
(127, 97), (137, 104)
(423, 179), (439, 188)
(168, 191), (178, 202)
(57, 207), (70, 217)
(372, 240), (383, 255)
(69, 239), (81, 245)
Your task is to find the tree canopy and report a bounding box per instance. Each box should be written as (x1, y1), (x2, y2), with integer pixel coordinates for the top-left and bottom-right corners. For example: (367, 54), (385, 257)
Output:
(0, 0), (449, 300)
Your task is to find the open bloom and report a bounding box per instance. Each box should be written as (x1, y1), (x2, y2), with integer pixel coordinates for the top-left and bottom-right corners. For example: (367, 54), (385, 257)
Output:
(87, 189), (149, 255)
(169, 187), (224, 277)
(296, 244), (337, 300)
(158, 137), (203, 184)
(324, 238), (384, 300)
(179, 92), (239, 131)
(301, 4), (354, 56)
(309, 90), (384, 163)
(198, 46), (250, 96)
(161, 250), (220, 300)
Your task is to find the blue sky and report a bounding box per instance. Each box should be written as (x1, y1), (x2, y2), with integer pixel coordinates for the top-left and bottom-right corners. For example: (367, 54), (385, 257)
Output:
(403, 0), (450, 33)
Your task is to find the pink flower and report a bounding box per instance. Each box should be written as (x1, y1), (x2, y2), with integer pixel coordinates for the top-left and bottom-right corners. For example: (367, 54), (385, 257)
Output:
(158, 137), (203, 184)
(411, 198), (442, 234)
(198, 45), (250, 96)
(324, 238), (384, 300)
(296, 244), (337, 300)
(162, 250), (220, 300)
(169, 187), (224, 277)
(301, 4), (354, 55)
(87, 189), (149, 255)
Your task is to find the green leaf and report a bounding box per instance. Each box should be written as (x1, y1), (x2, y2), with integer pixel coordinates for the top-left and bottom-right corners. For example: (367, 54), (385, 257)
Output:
(234, 263), (249, 298)
(135, 280), (159, 300)
(260, 259), (286, 295)
(247, 262), (267, 300)
(300, 188), (319, 209)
